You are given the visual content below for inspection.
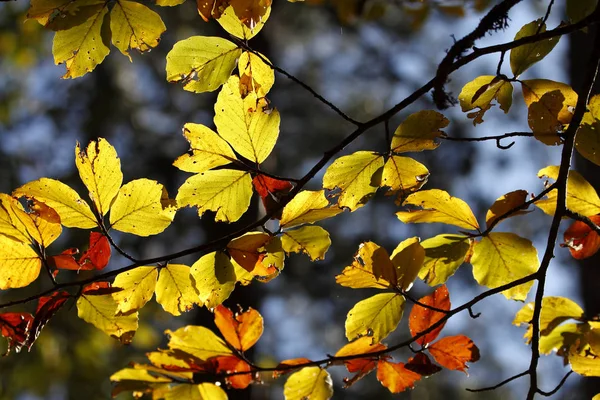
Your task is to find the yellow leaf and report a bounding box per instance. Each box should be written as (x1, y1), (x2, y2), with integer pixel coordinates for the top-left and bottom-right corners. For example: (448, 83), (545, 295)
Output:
(238, 51), (275, 97)
(110, 0), (166, 60)
(527, 90), (565, 145)
(52, 4), (110, 78)
(281, 225), (331, 261)
(0, 193), (40, 243)
(75, 138), (122, 217)
(390, 110), (448, 152)
(513, 296), (584, 343)
(380, 156), (429, 203)
(335, 241), (392, 290)
(0, 235), (41, 289)
(345, 293), (405, 342)
(166, 325), (232, 360)
(214, 75), (280, 163)
(27, 201), (62, 247)
(283, 367), (333, 400)
(165, 384), (228, 400)
(576, 94), (600, 166)
(536, 166), (600, 216)
(323, 151), (384, 211)
(27, 0), (105, 30)
(110, 368), (172, 383)
(396, 189), (480, 231)
(522, 79), (577, 125)
(570, 352), (600, 377)
(227, 231), (271, 271)
(390, 237), (424, 291)
(471, 232), (539, 301)
(156, 264), (201, 316)
(173, 123), (236, 173)
(261, 236), (285, 273)
(217, 5), (271, 40)
(458, 75), (513, 124)
(176, 170), (252, 223)
(191, 252), (236, 309)
(155, 0), (186, 5)
(77, 292), (138, 343)
(486, 190), (530, 229)
(510, 19), (560, 77)
(14, 178), (97, 229)
(165, 36), (241, 93)
(279, 190), (343, 229)
(112, 267), (158, 314)
(539, 323), (581, 355)
(419, 234), (471, 286)
(109, 179), (176, 236)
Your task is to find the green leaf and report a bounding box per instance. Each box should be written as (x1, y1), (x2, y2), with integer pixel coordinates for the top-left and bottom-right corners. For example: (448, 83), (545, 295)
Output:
(471, 232), (539, 301)
(536, 166), (600, 217)
(190, 252), (236, 309)
(458, 75), (513, 124)
(380, 156), (429, 203)
(165, 36), (241, 93)
(323, 151), (384, 211)
(345, 293), (405, 342)
(283, 367), (333, 400)
(396, 189), (480, 231)
(419, 234), (471, 286)
(576, 94), (600, 166)
(281, 225), (331, 261)
(173, 123), (236, 173)
(390, 110), (448, 152)
(510, 19), (560, 77)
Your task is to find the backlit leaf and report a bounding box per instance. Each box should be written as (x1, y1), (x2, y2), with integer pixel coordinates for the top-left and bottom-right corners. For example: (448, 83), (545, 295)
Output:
(510, 19), (560, 77)
(283, 367), (333, 400)
(52, 4), (110, 78)
(345, 293), (405, 342)
(390, 236), (425, 291)
(428, 335), (480, 373)
(280, 190), (343, 229)
(110, 0), (166, 60)
(576, 94), (600, 166)
(227, 232), (271, 272)
(14, 178), (97, 229)
(214, 355), (253, 389)
(27, 201), (62, 247)
(527, 90), (564, 145)
(471, 232), (539, 300)
(156, 264), (200, 316)
(376, 360), (421, 393)
(166, 325), (232, 360)
(522, 79), (577, 126)
(564, 215), (600, 259)
(335, 242), (392, 290)
(536, 166), (600, 216)
(569, 352), (600, 377)
(166, 36), (241, 93)
(173, 123), (236, 173)
(396, 189), (479, 231)
(486, 189), (529, 228)
(380, 156), (429, 203)
(273, 358), (312, 378)
(27, 0), (105, 30)
(238, 51), (274, 97)
(77, 284), (138, 343)
(78, 232), (111, 270)
(214, 304), (263, 351)
(323, 151), (384, 211)
(390, 110), (448, 152)
(409, 285), (450, 346)
(539, 322), (581, 355)
(26, 291), (70, 350)
(281, 225), (331, 261)
(513, 296), (584, 343)
(112, 267), (158, 314)
(217, 5), (271, 40)
(176, 170), (252, 223)
(191, 251), (236, 309)
(0, 235), (41, 289)
(0, 312), (33, 355)
(335, 336), (387, 386)
(419, 234), (471, 286)
(458, 75), (513, 124)
(0, 193), (33, 243)
(214, 75), (280, 163)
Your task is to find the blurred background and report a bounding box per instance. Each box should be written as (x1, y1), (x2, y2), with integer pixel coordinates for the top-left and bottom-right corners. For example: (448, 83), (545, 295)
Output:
(0, 0), (598, 399)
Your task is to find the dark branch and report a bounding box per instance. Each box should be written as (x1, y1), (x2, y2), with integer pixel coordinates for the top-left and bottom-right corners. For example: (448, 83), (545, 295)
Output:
(564, 209), (600, 235)
(536, 370), (574, 397)
(466, 370), (528, 392)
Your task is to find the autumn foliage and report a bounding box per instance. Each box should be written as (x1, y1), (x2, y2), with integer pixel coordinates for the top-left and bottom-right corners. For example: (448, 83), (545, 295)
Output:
(2, 0), (600, 399)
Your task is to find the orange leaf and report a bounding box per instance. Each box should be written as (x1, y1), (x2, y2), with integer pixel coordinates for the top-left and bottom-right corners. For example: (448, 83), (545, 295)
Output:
(82, 281), (122, 296)
(214, 355), (253, 389)
(273, 358), (312, 378)
(428, 335), (480, 374)
(79, 232), (111, 270)
(214, 305), (263, 351)
(335, 336), (388, 387)
(409, 285), (450, 346)
(405, 353), (442, 376)
(376, 360), (421, 393)
(0, 312), (33, 355)
(563, 215), (600, 259)
(47, 248), (80, 271)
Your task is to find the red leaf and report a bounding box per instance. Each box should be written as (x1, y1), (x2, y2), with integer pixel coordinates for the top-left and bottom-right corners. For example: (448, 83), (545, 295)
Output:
(82, 281), (122, 296)
(214, 305), (263, 351)
(405, 353), (442, 376)
(25, 291), (70, 350)
(428, 335), (480, 374)
(214, 355), (253, 389)
(252, 174), (293, 217)
(563, 215), (600, 259)
(47, 248), (81, 271)
(409, 285), (451, 346)
(79, 232), (111, 270)
(376, 360), (422, 393)
(0, 312), (33, 355)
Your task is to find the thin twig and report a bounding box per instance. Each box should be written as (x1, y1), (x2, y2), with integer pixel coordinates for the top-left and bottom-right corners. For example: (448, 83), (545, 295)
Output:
(536, 370), (573, 397)
(466, 370), (528, 392)
(441, 132), (534, 149)
(401, 290), (450, 314)
(564, 209), (600, 235)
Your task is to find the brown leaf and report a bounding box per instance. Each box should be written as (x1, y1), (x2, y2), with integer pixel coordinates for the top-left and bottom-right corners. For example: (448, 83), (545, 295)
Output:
(405, 353), (442, 376)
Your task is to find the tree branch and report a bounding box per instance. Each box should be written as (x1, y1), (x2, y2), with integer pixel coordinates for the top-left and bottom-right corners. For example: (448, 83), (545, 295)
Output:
(466, 370), (528, 392)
